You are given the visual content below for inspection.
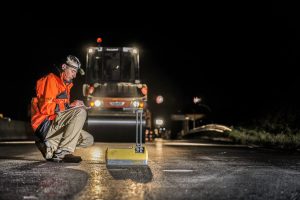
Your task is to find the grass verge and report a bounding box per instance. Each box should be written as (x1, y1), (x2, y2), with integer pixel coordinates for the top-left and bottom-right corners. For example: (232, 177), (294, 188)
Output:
(227, 128), (300, 150)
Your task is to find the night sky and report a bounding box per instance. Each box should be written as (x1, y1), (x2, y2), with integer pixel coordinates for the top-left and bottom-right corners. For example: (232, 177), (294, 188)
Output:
(1, 2), (299, 128)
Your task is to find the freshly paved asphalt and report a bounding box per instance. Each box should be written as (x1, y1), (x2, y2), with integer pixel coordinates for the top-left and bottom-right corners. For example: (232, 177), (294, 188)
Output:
(0, 140), (299, 200)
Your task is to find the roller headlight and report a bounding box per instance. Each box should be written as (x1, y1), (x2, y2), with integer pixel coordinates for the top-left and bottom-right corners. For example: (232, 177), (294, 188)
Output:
(94, 100), (103, 107)
(131, 100), (140, 108)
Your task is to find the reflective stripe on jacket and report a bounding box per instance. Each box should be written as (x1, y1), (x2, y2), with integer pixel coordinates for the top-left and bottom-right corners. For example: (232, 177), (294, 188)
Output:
(31, 72), (73, 132)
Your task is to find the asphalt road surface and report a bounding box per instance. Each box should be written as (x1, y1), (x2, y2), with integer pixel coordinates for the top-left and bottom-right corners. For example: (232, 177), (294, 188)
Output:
(0, 140), (299, 200)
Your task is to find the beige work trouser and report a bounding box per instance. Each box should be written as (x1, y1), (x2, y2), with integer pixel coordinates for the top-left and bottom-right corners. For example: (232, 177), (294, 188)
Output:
(45, 107), (94, 153)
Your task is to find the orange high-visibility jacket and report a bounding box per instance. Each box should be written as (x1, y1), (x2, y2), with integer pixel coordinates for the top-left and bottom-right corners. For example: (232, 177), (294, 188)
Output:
(31, 73), (73, 132)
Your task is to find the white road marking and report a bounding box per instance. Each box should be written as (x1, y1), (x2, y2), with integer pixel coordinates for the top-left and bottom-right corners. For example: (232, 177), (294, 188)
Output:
(0, 141), (34, 144)
(163, 142), (248, 147)
(163, 169), (194, 172)
(23, 196), (38, 199)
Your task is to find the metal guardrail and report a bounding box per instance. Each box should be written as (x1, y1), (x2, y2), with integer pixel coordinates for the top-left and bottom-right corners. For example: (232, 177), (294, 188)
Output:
(187, 124), (232, 134)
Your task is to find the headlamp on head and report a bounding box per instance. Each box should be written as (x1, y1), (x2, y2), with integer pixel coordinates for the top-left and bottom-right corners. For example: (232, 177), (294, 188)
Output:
(65, 55), (85, 75)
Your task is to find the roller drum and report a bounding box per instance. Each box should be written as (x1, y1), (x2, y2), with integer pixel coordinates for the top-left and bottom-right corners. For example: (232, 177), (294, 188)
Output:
(87, 116), (145, 142)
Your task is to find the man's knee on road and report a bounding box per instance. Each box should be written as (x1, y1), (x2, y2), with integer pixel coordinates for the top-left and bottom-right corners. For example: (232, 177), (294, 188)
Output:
(86, 134), (94, 147)
(77, 131), (94, 148)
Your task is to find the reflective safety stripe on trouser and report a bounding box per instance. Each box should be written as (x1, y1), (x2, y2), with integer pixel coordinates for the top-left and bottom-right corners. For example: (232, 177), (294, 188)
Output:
(45, 108), (92, 153)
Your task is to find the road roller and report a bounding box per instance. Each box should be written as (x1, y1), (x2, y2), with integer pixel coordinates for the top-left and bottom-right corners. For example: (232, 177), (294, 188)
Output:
(82, 38), (148, 142)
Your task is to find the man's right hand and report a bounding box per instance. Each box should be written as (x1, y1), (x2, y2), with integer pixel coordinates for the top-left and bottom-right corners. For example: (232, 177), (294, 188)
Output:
(70, 100), (84, 107)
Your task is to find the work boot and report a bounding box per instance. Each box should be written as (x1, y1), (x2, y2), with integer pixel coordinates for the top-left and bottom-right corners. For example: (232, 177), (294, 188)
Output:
(35, 140), (54, 160)
(51, 149), (82, 163)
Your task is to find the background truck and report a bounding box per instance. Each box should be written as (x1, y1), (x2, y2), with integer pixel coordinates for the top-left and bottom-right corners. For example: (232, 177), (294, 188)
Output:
(82, 39), (149, 142)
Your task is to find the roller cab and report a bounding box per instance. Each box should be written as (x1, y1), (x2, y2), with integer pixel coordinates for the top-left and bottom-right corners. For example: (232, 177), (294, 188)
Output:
(82, 40), (148, 142)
